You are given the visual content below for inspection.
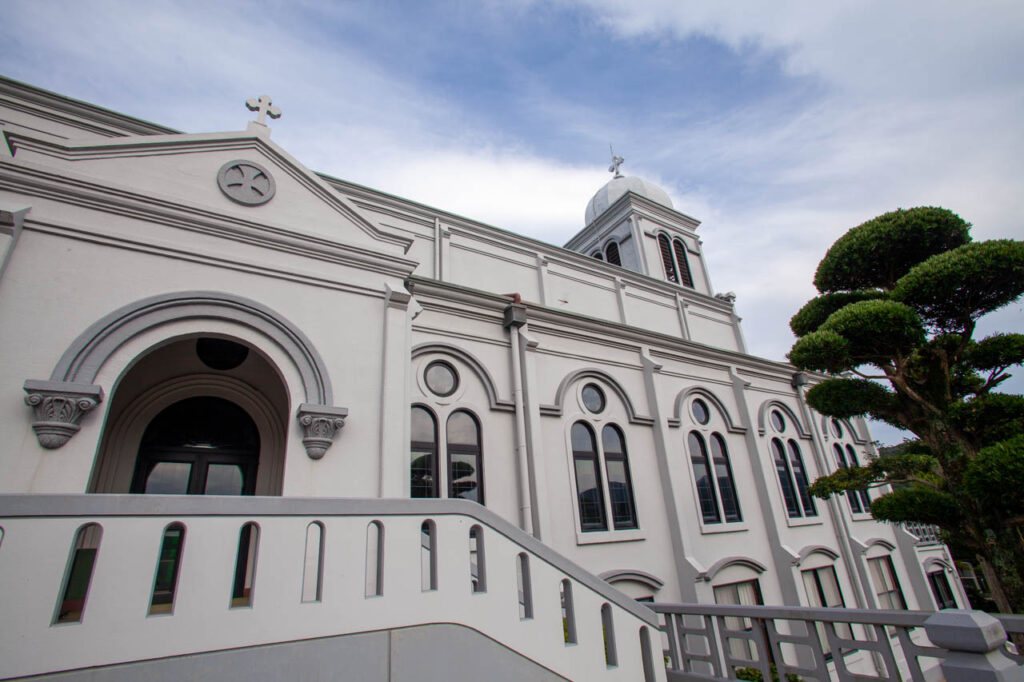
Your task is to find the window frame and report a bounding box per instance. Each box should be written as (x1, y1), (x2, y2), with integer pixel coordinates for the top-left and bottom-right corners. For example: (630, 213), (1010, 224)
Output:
(568, 417), (643, 544)
(867, 555), (907, 610)
(446, 409), (484, 504)
(656, 233), (695, 288)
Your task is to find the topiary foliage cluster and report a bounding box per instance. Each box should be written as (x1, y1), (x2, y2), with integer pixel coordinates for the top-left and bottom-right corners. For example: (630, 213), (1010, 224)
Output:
(787, 206), (1024, 614)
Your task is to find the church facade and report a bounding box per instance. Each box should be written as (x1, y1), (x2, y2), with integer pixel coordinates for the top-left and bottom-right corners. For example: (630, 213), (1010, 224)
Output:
(0, 77), (963, 680)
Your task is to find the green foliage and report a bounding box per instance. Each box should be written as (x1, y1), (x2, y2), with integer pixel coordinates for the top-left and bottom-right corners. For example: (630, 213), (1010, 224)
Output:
(813, 207), (970, 293)
(808, 453), (937, 498)
(789, 290), (885, 336)
(804, 378), (894, 420)
(868, 486), (963, 526)
(818, 300), (925, 364)
(963, 436), (1024, 522)
(891, 240), (1024, 331)
(967, 333), (1024, 371)
(947, 394), (1024, 447)
(734, 664), (803, 682)
(788, 329), (851, 373)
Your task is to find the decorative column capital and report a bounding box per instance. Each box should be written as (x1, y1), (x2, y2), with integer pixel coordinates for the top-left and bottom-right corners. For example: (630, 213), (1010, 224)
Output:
(23, 380), (104, 449)
(296, 403), (348, 460)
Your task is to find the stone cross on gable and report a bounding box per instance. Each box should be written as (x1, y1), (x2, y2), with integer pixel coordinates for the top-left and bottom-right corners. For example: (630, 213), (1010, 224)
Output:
(608, 147), (624, 178)
(245, 95), (281, 126)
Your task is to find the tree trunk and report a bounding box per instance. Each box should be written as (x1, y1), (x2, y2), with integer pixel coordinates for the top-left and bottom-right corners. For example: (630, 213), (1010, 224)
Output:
(976, 552), (1016, 615)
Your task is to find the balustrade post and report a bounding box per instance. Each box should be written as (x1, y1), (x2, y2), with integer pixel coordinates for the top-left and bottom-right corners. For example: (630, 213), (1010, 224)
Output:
(924, 610), (1024, 682)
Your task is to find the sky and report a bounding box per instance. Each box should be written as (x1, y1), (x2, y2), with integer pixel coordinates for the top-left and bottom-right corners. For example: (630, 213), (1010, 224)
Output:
(2, 0), (1022, 445)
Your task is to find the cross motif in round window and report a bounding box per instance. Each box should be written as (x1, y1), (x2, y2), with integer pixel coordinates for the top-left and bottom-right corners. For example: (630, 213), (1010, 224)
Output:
(217, 160), (276, 206)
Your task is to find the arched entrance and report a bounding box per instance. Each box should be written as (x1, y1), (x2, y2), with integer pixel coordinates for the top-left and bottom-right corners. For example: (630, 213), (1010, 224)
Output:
(130, 396), (260, 495)
(89, 335), (289, 496)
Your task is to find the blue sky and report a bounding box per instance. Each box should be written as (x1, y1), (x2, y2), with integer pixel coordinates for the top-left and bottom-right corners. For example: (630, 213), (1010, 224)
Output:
(3, 0), (1023, 445)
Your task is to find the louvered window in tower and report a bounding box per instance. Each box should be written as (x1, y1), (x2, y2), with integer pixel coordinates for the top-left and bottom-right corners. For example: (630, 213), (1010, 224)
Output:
(604, 241), (621, 266)
(672, 238), (694, 288)
(657, 234), (678, 283)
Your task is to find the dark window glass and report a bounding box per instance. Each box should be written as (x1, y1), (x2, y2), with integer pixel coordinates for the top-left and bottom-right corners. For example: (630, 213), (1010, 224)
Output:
(688, 432), (720, 523)
(424, 361), (458, 397)
(131, 397), (259, 496)
(834, 444), (863, 514)
(787, 439), (817, 516)
(928, 570), (957, 609)
(672, 238), (694, 288)
(447, 410), (482, 503)
(868, 556), (906, 610)
(846, 445), (871, 511)
(710, 434), (741, 522)
(771, 438), (801, 517)
(691, 398), (710, 425)
(802, 566), (852, 656)
(55, 523), (102, 623)
(831, 418), (843, 438)
(150, 524), (184, 614)
(658, 234), (678, 283)
(602, 425), (637, 529)
(592, 251), (604, 260)
(581, 383), (605, 413)
(770, 410), (786, 432)
(410, 406), (438, 498)
(571, 422), (606, 531)
(605, 241), (622, 266)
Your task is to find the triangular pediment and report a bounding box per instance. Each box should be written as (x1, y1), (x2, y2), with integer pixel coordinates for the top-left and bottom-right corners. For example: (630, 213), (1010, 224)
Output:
(3, 129), (413, 255)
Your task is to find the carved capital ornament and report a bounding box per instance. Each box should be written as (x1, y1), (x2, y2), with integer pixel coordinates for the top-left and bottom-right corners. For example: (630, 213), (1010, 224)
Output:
(296, 403), (349, 460)
(23, 380), (104, 449)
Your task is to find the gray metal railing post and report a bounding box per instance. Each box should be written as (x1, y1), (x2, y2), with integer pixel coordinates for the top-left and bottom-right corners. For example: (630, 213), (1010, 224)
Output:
(924, 610), (1024, 682)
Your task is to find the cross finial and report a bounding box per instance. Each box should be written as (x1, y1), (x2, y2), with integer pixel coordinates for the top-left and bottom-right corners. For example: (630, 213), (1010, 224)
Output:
(245, 95), (282, 126)
(608, 145), (624, 178)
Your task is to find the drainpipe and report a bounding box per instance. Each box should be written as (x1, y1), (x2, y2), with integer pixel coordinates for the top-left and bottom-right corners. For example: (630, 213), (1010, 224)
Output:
(504, 295), (534, 536)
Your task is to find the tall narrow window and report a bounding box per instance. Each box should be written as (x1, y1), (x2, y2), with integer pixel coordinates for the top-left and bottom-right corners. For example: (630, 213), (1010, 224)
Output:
(710, 434), (742, 522)
(846, 445), (871, 510)
(517, 553), (533, 619)
(602, 425), (637, 529)
(605, 241), (622, 266)
(55, 523), (102, 623)
(640, 627), (656, 682)
(571, 422), (607, 531)
(601, 603), (618, 667)
(802, 566), (852, 655)
(469, 525), (486, 593)
(421, 520), (437, 592)
(411, 406), (438, 498)
(365, 521), (384, 597)
(833, 445), (867, 514)
(672, 238), (694, 287)
(689, 432), (720, 523)
(658, 234), (678, 283)
(867, 556), (906, 610)
(150, 523), (185, 614)
(713, 579), (764, 661)
(592, 251), (604, 261)
(787, 440), (817, 516)
(771, 438), (801, 518)
(447, 410), (483, 503)
(301, 522), (324, 603)
(231, 522), (259, 608)
(561, 579), (577, 644)
(928, 570), (957, 610)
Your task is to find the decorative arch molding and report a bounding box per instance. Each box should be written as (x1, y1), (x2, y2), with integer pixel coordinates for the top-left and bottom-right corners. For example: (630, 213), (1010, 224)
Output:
(600, 569), (665, 591)
(541, 367), (654, 425)
(756, 400), (811, 439)
(669, 386), (746, 433)
(857, 537), (897, 555)
(696, 557), (768, 583)
(22, 291), (347, 458)
(922, 557), (953, 572)
(411, 343), (514, 412)
(794, 545), (840, 566)
(819, 416), (870, 445)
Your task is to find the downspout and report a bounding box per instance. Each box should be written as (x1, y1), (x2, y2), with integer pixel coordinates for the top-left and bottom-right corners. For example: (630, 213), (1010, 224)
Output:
(504, 294), (534, 536)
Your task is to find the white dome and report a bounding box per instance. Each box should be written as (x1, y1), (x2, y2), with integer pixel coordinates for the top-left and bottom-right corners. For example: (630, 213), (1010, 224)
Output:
(585, 175), (673, 225)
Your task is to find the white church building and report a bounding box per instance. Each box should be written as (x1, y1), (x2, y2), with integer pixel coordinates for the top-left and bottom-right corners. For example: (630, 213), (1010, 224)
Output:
(0, 77), (966, 681)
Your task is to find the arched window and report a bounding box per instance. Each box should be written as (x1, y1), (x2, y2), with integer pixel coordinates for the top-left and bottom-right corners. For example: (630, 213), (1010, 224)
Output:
(601, 603), (617, 667)
(560, 579), (577, 644)
(658, 234), (678, 283)
(421, 520), (437, 592)
(688, 432), (741, 524)
(55, 523), (103, 623)
(410, 406), (438, 498)
(517, 553), (533, 619)
(602, 425), (637, 529)
(672, 238), (694, 287)
(301, 521), (324, 603)
(846, 445), (872, 511)
(592, 251), (604, 261)
(365, 521), (384, 597)
(771, 437), (817, 518)
(447, 410), (483, 503)
(469, 525), (486, 593)
(150, 522), (185, 614)
(571, 422), (607, 531)
(604, 241), (622, 266)
(231, 522), (259, 607)
(833, 445), (867, 514)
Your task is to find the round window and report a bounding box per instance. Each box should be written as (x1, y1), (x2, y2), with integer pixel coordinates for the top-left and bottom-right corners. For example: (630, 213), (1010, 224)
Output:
(691, 398), (710, 425)
(770, 410), (786, 432)
(424, 361), (459, 397)
(831, 418), (843, 438)
(196, 338), (249, 371)
(581, 383), (605, 413)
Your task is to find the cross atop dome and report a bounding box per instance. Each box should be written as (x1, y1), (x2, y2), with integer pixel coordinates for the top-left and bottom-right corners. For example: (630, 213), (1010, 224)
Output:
(608, 146), (624, 178)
